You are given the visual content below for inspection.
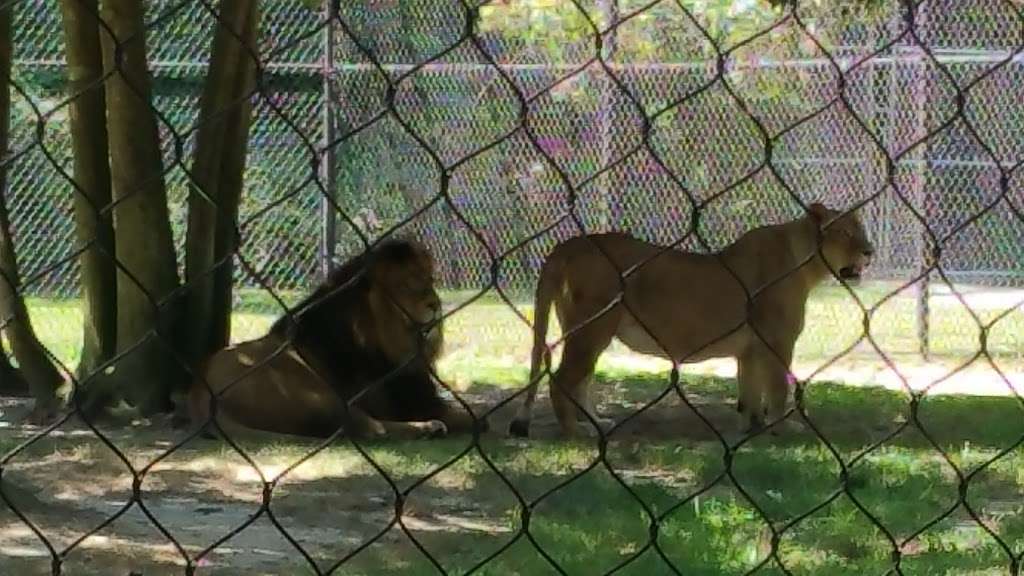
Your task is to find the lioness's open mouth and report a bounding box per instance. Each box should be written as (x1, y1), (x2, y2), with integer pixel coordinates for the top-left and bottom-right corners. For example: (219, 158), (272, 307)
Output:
(839, 266), (861, 280)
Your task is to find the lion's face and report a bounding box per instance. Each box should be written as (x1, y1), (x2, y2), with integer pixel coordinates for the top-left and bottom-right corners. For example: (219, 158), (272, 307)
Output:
(812, 203), (874, 282)
(373, 244), (442, 326)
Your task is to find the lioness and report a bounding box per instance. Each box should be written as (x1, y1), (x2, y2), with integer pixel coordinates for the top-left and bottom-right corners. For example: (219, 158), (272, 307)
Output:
(509, 203), (874, 438)
(189, 239), (480, 441)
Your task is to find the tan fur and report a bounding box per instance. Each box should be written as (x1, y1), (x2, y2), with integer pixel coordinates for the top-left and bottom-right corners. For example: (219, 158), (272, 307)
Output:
(188, 241), (476, 441)
(509, 203), (874, 438)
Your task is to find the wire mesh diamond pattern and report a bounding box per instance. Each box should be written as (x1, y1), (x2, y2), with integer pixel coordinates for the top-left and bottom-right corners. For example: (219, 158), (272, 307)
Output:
(2, 0), (1024, 574)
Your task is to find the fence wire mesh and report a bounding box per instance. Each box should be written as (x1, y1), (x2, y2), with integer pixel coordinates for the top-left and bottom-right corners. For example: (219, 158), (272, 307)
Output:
(2, 0), (1024, 574)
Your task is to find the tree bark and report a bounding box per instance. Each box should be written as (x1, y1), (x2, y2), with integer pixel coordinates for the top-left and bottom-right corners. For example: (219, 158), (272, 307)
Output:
(99, 0), (183, 414)
(59, 0), (118, 384)
(0, 3), (65, 413)
(183, 0), (259, 368)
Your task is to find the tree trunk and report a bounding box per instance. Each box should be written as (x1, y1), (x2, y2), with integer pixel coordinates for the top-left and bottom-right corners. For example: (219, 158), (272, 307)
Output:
(99, 0), (183, 415)
(59, 0), (118, 385)
(183, 0), (259, 368)
(0, 3), (65, 414)
(0, 337), (29, 397)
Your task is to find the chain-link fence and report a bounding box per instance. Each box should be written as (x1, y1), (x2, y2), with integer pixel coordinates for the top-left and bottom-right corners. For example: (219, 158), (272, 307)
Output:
(2, 0), (1024, 574)
(7, 0), (1024, 358)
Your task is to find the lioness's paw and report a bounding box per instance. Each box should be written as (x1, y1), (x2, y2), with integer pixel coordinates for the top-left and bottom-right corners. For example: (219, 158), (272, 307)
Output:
(474, 415), (491, 434)
(580, 418), (615, 439)
(739, 415), (766, 436)
(768, 418), (806, 437)
(508, 418), (531, 438)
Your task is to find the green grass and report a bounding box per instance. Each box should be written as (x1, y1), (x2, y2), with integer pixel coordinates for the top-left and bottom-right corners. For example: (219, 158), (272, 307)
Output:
(254, 381), (1024, 575)
(7, 375), (1023, 575)
(17, 281), (1024, 382)
(3, 281), (1024, 574)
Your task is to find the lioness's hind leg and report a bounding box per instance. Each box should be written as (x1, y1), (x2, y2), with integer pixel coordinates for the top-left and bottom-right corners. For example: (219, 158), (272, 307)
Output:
(551, 324), (616, 439)
(575, 376), (597, 421)
(575, 376), (613, 432)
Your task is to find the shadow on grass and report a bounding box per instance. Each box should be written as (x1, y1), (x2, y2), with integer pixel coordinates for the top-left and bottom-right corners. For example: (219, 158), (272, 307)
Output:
(2, 374), (1023, 575)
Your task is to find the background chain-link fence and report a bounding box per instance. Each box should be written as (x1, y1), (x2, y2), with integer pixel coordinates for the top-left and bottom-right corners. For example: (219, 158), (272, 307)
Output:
(7, 0), (1024, 360)
(3, 0), (1024, 574)
(9, 1), (1024, 291)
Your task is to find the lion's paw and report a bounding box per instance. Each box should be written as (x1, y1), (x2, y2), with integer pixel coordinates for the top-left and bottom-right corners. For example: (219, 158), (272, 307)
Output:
(362, 421), (390, 440)
(420, 419), (448, 439)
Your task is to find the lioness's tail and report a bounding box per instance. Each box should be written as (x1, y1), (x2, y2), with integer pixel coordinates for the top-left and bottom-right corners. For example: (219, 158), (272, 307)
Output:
(508, 252), (559, 437)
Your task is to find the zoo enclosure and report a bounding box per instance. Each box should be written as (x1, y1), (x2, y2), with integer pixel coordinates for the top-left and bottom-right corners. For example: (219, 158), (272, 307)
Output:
(3, 1), (1024, 575)
(6, 0), (1024, 357)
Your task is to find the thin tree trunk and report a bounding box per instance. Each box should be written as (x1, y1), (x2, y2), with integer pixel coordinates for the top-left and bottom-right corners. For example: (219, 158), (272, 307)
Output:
(59, 0), (118, 384)
(183, 0), (259, 368)
(99, 0), (183, 415)
(0, 336), (29, 397)
(0, 3), (65, 415)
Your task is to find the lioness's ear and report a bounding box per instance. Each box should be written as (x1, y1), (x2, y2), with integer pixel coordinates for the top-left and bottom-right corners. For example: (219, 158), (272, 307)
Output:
(808, 202), (829, 221)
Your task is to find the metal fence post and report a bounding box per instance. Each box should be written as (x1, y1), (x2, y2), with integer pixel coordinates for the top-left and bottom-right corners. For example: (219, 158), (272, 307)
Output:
(876, 59), (892, 276)
(598, 0), (620, 229)
(319, 0), (338, 281)
(910, 6), (931, 360)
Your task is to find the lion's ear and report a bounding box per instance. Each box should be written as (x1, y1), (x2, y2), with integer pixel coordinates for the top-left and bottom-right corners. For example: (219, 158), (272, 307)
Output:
(413, 242), (436, 274)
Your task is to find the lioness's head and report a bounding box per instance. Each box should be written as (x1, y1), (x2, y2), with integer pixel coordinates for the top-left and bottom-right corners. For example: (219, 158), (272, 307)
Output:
(809, 203), (874, 282)
(370, 239), (443, 326)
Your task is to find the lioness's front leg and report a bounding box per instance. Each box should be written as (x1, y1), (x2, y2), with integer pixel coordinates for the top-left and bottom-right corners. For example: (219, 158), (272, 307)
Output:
(736, 352), (766, 433)
(737, 344), (799, 435)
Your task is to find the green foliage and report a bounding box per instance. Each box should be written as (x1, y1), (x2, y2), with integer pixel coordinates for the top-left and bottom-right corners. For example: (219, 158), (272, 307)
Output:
(474, 0), (890, 62)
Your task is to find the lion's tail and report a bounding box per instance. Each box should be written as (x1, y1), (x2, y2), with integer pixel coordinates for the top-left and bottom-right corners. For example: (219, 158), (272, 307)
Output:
(508, 251), (560, 437)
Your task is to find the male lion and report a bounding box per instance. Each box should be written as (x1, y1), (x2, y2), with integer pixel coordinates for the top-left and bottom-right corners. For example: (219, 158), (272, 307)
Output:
(188, 239), (480, 440)
(509, 203), (874, 439)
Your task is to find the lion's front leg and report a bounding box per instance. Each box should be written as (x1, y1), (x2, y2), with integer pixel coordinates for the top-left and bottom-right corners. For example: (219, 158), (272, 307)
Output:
(436, 403), (488, 434)
(375, 418), (449, 439)
(344, 405), (447, 440)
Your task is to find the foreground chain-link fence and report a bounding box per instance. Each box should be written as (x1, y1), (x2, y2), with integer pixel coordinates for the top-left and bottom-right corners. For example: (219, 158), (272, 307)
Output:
(2, 0), (1024, 574)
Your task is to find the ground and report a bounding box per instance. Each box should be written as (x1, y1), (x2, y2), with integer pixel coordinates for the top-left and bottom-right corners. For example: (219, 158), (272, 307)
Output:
(1, 281), (1022, 575)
